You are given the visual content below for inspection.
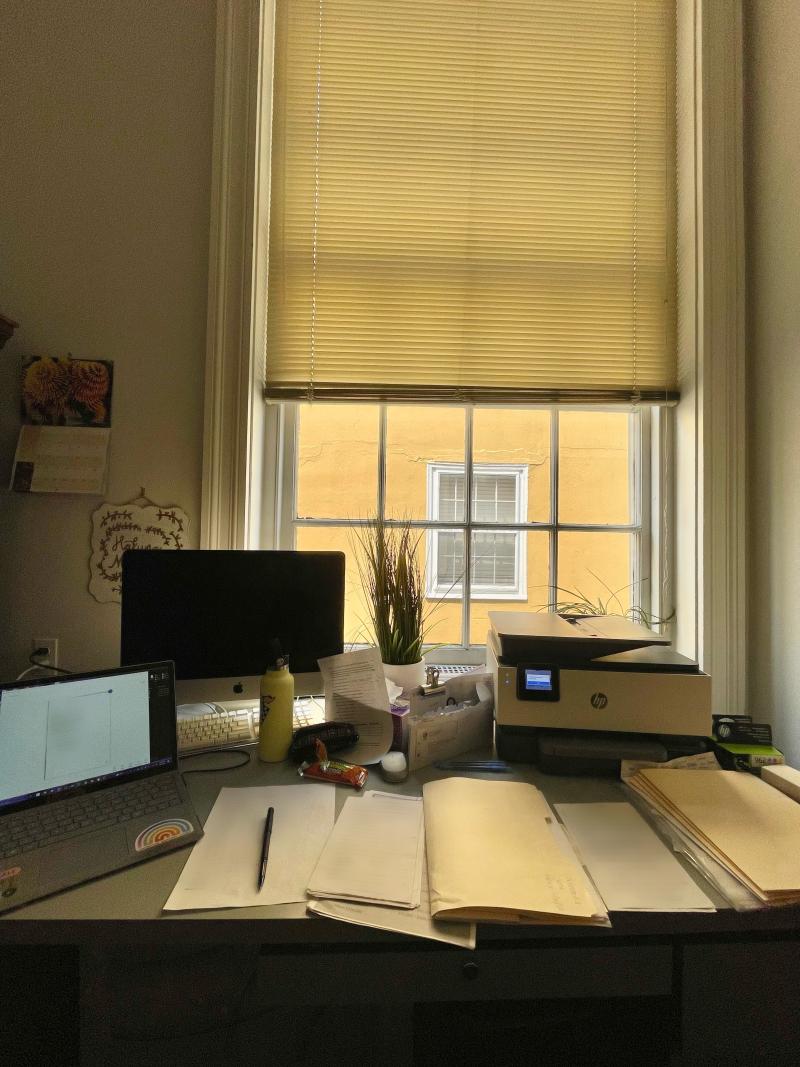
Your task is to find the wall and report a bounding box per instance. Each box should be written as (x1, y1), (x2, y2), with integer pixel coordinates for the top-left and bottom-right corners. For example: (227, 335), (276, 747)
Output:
(0, 0), (216, 679)
(745, 1), (800, 763)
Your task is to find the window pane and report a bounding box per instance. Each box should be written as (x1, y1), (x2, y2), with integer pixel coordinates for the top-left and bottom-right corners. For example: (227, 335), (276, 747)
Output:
(386, 406), (465, 521)
(296, 524), (463, 649)
(558, 411), (632, 525)
(294, 525), (371, 646)
(468, 530), (549, 643)
(473, 472), (518, 523)
(557, 531), (633, 615)
(438, 473), (465, 522)
(436, 530), (464, 586)
(296, 403), (379, 519)
(473, 409), (550, 522)
(472, 531), (517, 588)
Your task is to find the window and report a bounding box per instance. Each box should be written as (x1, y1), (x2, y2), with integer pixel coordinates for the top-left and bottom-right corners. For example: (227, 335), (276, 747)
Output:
(287, 402), (646, 652)
(427, 463), (528, 600)
(205, 1), (747, 707)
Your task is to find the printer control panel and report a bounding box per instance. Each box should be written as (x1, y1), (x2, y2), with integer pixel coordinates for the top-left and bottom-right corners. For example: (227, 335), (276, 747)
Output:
(516, 665), (560, 702)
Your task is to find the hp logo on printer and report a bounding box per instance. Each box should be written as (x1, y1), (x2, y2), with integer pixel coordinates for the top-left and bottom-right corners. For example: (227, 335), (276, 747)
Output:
(590, 692), (608, 709)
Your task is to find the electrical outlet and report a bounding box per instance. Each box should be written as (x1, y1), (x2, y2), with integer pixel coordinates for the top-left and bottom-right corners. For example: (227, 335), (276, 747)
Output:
(31, 637), (59, 668)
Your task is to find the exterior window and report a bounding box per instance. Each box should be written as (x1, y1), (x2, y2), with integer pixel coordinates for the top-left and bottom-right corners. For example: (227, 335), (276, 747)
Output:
(283, 403), (650, 654)
(427, 464), (528, 600)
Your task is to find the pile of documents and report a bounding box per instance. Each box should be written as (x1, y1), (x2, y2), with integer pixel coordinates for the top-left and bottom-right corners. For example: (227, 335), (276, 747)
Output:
(306, 790), (476, 948)
(306, 778), (609, 945)
(627, 768), (800, 906)
(423, 778), (608, 926)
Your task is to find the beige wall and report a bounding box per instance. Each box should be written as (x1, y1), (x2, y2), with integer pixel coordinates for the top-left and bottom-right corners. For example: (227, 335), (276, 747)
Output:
(5, 0), (791, 760)
(745, 0), (800, 764)
(0, 0), (216, 679)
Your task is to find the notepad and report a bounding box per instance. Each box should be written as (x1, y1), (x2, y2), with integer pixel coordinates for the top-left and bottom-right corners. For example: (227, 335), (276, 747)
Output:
(306, 791), (425, 908)
(422, 777), (608, 926)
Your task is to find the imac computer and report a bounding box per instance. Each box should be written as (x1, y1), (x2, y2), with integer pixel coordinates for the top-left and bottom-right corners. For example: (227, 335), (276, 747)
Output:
(120, 549), (345, 705)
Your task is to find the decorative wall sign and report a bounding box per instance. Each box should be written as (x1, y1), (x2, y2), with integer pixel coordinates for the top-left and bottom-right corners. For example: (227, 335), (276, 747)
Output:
(89, 491), (189, 603)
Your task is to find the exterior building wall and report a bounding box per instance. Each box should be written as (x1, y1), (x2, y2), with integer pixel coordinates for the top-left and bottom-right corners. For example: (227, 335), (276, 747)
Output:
(296, 406), (631, 647)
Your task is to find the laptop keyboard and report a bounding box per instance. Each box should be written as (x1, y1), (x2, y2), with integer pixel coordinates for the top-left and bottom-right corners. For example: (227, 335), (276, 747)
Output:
(0, 775), (181, 859)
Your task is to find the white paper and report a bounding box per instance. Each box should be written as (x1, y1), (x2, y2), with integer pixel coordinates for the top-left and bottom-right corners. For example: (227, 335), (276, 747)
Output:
(620, 750), (719, 782)
(11, 425), (110, 494)
(307, 791), (425, 908)
(318, 648), (393, 765)
(163, 784), (335, 911)
(308, 850), (476, 949)
(556, 802), (716, 912)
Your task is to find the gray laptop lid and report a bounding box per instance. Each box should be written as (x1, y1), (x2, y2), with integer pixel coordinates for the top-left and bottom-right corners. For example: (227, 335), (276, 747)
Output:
(0, 662), (202, 912)
(0, 662), (180, 811)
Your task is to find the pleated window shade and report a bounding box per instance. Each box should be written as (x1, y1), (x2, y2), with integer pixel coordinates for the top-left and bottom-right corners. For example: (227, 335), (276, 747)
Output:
(266, 0), (676, 404)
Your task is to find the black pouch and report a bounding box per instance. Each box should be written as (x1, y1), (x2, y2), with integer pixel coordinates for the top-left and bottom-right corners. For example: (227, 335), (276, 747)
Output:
(288, 721), (359, 763)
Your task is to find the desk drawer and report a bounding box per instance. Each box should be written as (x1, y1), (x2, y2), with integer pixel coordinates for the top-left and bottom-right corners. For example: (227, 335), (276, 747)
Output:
(254, 943), (673, 1004)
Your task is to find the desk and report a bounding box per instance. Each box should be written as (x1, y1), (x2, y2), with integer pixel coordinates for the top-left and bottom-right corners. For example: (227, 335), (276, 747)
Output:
(3, 753), (800, 1065)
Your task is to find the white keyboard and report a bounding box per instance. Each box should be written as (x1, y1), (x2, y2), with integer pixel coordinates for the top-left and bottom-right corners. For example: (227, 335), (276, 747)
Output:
(176, 699), (326, 755)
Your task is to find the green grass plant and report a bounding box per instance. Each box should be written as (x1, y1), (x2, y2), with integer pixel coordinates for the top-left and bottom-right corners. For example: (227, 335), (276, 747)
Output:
(353, 517), (433, 665)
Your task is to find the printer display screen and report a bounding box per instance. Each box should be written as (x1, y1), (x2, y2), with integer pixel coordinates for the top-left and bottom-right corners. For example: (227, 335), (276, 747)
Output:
(524, 668), (554, 692)
(516, 665), (560, 702)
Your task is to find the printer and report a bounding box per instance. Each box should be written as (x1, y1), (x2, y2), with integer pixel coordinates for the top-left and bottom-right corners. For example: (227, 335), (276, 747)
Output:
(487, 611), (712, 773)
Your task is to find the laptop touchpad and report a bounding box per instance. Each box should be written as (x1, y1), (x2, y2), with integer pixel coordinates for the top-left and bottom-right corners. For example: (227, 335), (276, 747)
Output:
(41, 828), (128, 886)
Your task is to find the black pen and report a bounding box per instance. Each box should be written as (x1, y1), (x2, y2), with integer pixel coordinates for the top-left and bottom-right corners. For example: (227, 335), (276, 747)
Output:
(257, 806), (274, 890)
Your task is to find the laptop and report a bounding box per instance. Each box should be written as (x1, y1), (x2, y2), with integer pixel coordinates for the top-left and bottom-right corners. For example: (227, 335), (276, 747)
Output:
(0, 661), (203, 913)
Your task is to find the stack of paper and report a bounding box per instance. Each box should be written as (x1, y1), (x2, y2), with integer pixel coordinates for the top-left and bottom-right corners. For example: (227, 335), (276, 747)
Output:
(306, 790), (476, 948)
(307, 791), (425, 907)
(307, 851), (476, 949)
(628, 768), (800, 906)
(422, 777), (609, 926)
(164, 784), (335, 911)
(556, 802), (715, 912)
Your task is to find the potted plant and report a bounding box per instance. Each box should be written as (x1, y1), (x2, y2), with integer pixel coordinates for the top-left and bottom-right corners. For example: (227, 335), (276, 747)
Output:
(354, 516), (432, 693)
(545, 571), (674, 631)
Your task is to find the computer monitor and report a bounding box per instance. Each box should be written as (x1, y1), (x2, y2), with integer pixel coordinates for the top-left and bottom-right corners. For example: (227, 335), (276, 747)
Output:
(120, 549), (345, 704)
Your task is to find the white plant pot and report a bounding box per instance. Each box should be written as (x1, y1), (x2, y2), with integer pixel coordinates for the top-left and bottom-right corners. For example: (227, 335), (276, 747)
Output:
(382, 659), (426, 696)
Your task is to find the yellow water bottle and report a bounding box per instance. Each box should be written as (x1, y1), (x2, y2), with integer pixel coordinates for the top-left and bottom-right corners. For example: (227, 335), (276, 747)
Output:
(258, 640), (294, 763)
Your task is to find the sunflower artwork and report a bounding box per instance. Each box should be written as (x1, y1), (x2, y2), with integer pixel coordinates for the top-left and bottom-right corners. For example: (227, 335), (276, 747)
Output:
(21, 355), (113, 427)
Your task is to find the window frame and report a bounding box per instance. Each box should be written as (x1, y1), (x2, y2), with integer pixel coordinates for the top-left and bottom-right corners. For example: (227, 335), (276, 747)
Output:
(203, 0), (747, 713)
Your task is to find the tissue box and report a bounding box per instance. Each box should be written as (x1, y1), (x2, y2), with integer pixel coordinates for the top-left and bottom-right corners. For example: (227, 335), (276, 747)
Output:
(405, 673), (494, 772)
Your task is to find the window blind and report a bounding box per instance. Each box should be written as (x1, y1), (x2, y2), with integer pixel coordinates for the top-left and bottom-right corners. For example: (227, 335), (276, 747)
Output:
(266, 0), (676, 404)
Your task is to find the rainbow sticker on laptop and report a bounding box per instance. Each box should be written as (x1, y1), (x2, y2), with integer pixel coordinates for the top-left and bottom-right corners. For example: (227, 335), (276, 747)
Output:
(134, 818), (195, 852)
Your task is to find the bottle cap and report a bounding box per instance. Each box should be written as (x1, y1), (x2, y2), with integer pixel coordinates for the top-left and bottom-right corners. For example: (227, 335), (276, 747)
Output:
(265, 637), (289, 670)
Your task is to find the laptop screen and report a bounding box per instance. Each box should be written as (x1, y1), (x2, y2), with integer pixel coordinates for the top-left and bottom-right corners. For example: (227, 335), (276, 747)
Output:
(0, 662), (177, 813)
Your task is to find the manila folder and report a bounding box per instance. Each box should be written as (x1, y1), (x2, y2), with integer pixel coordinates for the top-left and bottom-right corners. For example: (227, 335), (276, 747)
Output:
(422, 777), (607, 925)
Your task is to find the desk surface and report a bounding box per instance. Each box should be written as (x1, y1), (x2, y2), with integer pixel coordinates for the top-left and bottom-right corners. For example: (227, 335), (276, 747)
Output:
(3, 747), (800, 944)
